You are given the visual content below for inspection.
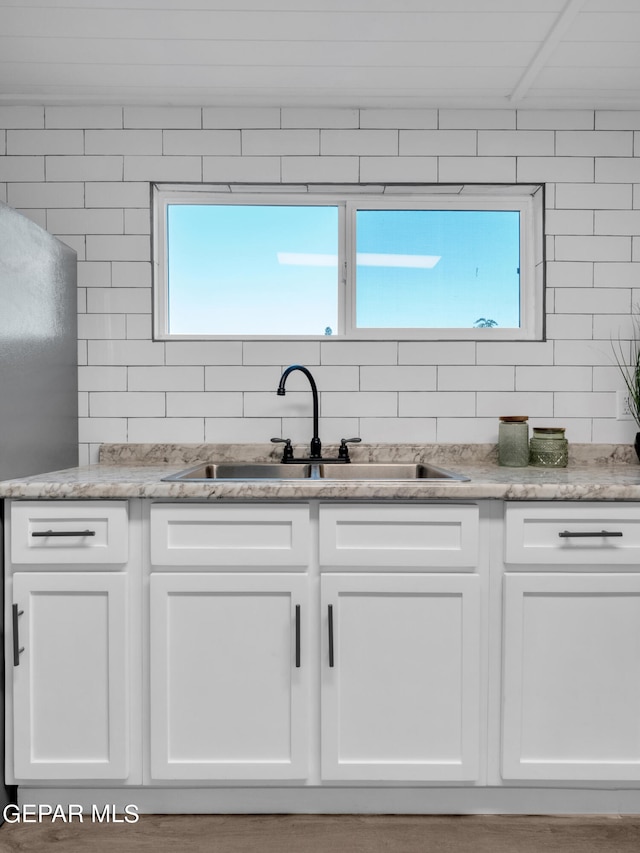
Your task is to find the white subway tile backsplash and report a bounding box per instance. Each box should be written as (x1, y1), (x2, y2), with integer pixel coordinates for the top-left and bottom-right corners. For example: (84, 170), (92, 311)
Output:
(129, 366), (204, 392)
(163, 130), (240, 156)
(243, 129), (319, 155)
(203, 107), (280, 129)
(85, 181), (150, 208)
(321, 341), (397, 366)
(555, 182), (632, 209)
(127, 418), (205, 443)
(281, 156), (359, 183)
(124, 107), (201, 129)
(399, 341), (476, 365)
(45, 106), (123, 129)
(361, 109), (437, 129)
(438, 366), (514, 391)
(205, 417), (282, 443)
(400, 392), (475, 418)
(320, 130), (397, 156)
(282, 108), (358, 129)
(322, 392), (397, 418)
(439, 110), (515, 129)
(359, 157), (438, 182)
(85, 130), (163, 155)
(77, 313), (126, 340)
(78, 366), (127, 392)
(478, 131), (554, 156)
(554, 287), (630, 314)
(85, 235), (149, 262)
(556, 131), (633, 157)
(439, 156), (515, 183)
(399, 130), (476, 156)
(2, 104), (639, 455)
(165, 341), (243, 365)
(360, 365), (436, 391)
(87, 287), (150, 314)
(123, 155), (201, 182)
(203, 156), (281, 182)
(90, 391), (165, 418)
(359, 417), (437, 443)
(166, 392), (242, 417)
(0, 157), (45, 182)
(517, 157), (594, 183)
(517, 110), (594, 130)
(476, 391), (553, 418)
(8, 182), (84, 208)
(555, 235), (631, 262)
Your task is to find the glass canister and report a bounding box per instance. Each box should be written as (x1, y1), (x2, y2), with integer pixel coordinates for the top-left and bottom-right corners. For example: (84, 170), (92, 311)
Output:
(529, 427), (569, 468)
(498, 416), (529, 467)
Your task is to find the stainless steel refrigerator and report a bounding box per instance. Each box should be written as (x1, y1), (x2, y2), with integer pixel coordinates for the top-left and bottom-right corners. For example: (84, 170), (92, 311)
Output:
(0, 201), (79, 814)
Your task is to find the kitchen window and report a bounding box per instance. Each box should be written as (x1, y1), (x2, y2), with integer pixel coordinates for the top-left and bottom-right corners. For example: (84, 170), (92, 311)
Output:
(153, 183), (544, 341)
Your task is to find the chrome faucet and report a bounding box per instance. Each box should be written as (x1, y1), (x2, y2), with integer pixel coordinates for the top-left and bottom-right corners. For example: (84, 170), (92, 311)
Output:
(272, 364), (360, 463)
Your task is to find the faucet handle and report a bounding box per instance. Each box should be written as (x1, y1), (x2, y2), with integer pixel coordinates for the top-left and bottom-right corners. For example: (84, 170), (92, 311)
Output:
(271, 437), (294, 462)
(338, 437), (361, 461)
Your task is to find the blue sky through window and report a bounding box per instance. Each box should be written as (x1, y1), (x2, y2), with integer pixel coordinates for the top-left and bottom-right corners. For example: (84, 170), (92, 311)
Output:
(166, 203), (521, 335)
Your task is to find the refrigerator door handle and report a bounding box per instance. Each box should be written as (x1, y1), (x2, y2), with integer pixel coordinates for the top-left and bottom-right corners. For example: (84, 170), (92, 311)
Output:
(12, 603), (24, 667)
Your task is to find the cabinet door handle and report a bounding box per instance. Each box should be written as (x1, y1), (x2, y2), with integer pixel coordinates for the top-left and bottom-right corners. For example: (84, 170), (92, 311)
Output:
(12, 604), (24, 667)
(295, 604), (301, 668)
(328, 604), (334, 668)
(31, 529), (96, 538)
(558, 530), (623, 538)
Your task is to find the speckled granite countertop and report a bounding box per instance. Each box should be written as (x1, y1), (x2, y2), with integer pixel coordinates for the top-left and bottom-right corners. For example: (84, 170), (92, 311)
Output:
(2, 443), (640, 501)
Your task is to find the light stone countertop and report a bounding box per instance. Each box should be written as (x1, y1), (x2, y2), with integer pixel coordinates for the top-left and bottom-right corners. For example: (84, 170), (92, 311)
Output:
(1, 443), (640, 501)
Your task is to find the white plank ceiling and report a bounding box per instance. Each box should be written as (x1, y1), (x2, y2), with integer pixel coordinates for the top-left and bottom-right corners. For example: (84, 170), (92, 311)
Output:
(0, 0), (639, 109)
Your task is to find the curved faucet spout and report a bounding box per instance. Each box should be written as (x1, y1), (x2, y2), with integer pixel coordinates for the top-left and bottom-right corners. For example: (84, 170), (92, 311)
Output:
(277, 364), (321, 459)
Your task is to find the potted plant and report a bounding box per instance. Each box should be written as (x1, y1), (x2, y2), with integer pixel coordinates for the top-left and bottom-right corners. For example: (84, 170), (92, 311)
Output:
(613, 316), (640, 461)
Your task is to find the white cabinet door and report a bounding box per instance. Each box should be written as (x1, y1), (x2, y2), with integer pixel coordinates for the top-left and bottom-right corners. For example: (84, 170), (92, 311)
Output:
(321, 573), (481, 782)
(150, 573), (309, 780)
(502, 573), (640, 781)
(12, 572), (129, 780)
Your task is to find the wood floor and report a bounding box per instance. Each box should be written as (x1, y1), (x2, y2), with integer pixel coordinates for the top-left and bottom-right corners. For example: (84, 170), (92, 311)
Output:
(1, 814), (640, 853)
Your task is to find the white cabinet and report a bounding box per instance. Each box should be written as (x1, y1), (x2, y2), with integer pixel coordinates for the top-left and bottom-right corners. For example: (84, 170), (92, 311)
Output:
(5, 499), (136, 785)
(149, 572), (309, 780)
(321, 572), (481, 782)
(319, 503), (482, 783)
(501, 572), (640, 781)
(148, 503), (310, 781)
(501, 502), (640, 782)
(12, 572), (129, 780)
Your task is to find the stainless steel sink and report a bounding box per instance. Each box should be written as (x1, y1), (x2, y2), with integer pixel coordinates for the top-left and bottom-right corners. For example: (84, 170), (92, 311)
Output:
(318, 463), (469, 481)
(163, 462), (312, 481)
(163, 461), (468, 482)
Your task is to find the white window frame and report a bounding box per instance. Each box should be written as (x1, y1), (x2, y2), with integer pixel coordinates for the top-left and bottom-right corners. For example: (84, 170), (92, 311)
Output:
(153, 183), (544, 342)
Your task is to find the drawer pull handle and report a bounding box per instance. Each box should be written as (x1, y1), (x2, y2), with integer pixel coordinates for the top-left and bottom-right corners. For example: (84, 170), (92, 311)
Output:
(295, 605), (301, 669)
(558, 530), (623, 538)
(12, 604), (24, 667)
(31, 529), (96, 538)
(328, 604), (335, 668)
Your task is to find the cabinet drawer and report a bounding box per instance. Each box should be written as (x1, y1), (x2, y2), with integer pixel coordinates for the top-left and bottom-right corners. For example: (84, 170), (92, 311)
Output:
(150, 503), (310, 567)
(505, 502), (640, 565)
(10, 501), (128, 565)
(319, 504), (479, 568)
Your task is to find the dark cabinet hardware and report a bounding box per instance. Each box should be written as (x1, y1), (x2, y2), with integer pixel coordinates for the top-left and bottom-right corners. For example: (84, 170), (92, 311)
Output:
(31, 529), (96, 538)
(295, 604), (301, 668)
(558, 530), (623, 538)
(12, 604), (24, 667)
(328, 604), (334, 668)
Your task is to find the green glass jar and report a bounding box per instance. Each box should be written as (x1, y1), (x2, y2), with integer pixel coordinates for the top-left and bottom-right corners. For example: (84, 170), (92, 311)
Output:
(498, 416), (529, 467)
(529, 427), (568, 468)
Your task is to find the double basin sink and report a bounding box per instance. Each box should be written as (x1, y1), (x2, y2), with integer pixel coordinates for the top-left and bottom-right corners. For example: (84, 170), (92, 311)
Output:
(163, 462), (469, 482)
